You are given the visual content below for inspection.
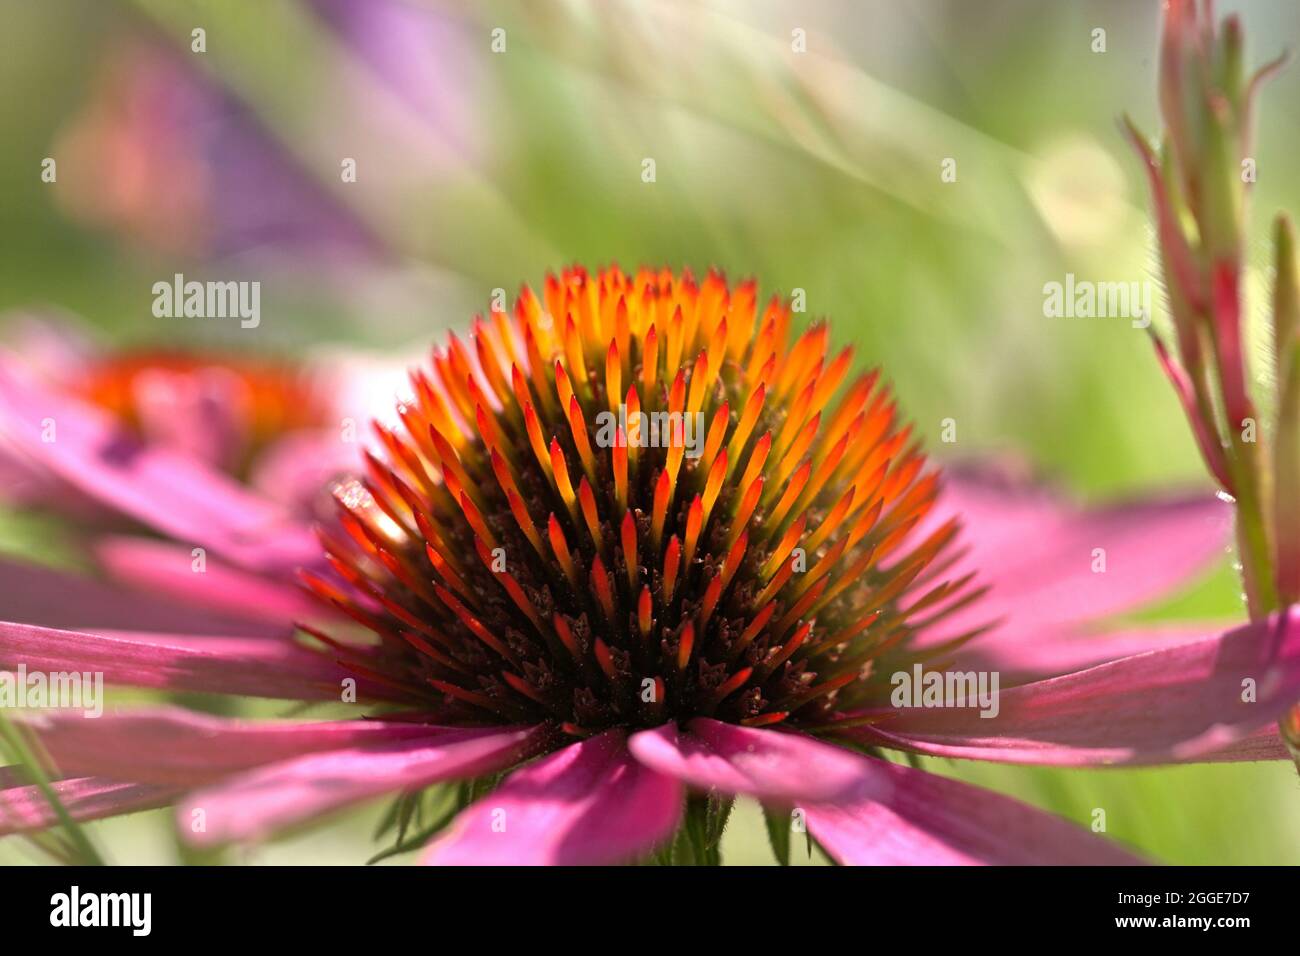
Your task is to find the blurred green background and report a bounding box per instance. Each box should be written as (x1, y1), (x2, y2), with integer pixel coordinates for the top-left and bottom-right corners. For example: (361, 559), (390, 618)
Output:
(2, 0), (1299, 864)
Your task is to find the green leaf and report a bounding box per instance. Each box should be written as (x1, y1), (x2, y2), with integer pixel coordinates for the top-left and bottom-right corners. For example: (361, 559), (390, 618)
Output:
(395, 790), (420, 845)
(364, 801), (462, 866)
(763, 805), (791, 867)
(371, 794), (405, 841)
(368, 785), (460, 864)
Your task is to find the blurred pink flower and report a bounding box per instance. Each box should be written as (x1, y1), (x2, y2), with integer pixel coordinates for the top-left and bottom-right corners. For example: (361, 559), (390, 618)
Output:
(0, 316), (409, 635)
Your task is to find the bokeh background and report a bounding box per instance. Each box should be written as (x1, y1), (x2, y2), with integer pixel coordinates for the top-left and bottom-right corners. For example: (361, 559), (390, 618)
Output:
(2, 0), (1299, 864)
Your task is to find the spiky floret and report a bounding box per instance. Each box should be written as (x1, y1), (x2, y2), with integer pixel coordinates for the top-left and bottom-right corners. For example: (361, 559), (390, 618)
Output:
(301, 266), (981, 737)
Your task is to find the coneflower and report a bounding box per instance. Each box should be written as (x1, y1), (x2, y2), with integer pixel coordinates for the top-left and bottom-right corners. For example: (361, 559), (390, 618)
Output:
(303, 264), (969, 737)
(3, 267), (1297, 866)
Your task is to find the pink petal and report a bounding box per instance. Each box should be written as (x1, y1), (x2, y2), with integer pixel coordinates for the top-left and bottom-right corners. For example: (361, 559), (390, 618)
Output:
(424, 731), (683, 865)
(249, 429), (363, 513)
(0, 777), (178, 835)
(851, 610), (1300, 766)
(914, 473), (1232, 679)
(127, 365), (250, 471)
(94, 536), (321, 628)
(627, 719), (872, 803)
(958, 622), (1214, 686)
(0, 357), (317, 572)
(180, 725), (544, 846)
(0, 451), (53, 507)
(0, 314), (96, 383)
(0, 556), (286, 638)
(27, 706), (445, 785)
(0, 620), (392, 701)
(801, 753), (1143, 865)
(1199, 724), (1290, 762)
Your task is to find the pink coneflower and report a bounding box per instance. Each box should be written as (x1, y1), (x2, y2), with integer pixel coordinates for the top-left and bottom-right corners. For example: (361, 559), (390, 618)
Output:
(2, 265), (1297, 865)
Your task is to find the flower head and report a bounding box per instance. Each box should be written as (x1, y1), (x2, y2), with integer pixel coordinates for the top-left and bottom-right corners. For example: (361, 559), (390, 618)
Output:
(303, 264), (968, 737)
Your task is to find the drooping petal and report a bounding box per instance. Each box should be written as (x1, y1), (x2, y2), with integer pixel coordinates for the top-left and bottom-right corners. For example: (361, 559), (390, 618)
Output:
(626, 721), (1139, 864)
(801, 754), (1144, 865)
(914, 472), (1232, 679)
(0, 777), (178, 835)
(977, 491), (1229, 623)
(27, 707), (444, 786)
(93, 536), (322, 628)
(627, 719), (870, 803)
(0, 556), (285, 638)
(850, 610), (1300, 766)
(0, 357), (318, 572)
(0, 621), (389, 701)
(424, 730), (683, 865)
(179, 725), (545, 846)
(955, 621), (1214, 685)
(1199, 724), (1291, 762)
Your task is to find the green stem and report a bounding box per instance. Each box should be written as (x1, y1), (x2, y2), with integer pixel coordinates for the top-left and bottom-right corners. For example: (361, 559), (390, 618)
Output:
(0, 713), (104, 865)
(1229, 461), (1277, 620)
